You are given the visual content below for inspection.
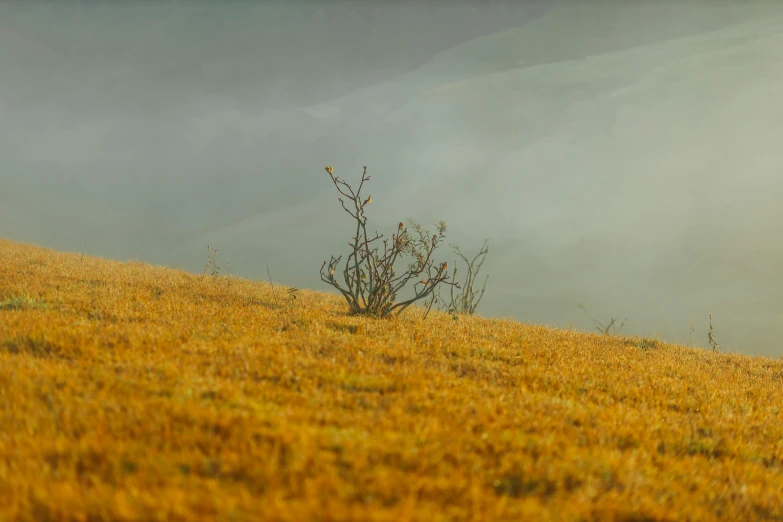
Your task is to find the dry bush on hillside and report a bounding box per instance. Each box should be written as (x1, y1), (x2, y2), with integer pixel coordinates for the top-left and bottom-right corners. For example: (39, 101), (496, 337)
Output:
(320, 165), (459, 318)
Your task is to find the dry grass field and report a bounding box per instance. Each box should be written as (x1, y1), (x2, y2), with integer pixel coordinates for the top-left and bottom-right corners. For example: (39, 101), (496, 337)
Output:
(1, 237), (782, 521)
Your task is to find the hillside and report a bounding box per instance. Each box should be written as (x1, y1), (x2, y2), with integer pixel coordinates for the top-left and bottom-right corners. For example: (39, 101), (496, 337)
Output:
(1, 237), (782, 521)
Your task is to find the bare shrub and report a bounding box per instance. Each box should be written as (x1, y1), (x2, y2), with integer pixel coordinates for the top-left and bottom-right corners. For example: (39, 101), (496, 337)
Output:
(431, 240), (490, 317)
(320, 165), (459, 318)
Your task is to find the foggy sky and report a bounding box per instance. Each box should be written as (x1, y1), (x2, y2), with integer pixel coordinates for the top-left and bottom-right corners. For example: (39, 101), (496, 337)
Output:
(2, 1), (783, 357)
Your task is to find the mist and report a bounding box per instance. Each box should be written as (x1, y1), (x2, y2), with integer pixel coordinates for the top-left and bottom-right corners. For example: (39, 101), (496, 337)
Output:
(2, 0), (782, 357)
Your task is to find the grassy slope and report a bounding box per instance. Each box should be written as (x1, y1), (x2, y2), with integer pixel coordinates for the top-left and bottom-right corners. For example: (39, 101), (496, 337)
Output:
(1, 237), (782, 522)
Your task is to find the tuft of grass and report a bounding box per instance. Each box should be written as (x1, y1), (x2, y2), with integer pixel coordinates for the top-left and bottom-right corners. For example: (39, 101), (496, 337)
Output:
(577, 303), (627, 335)
(633, 336), (662, 351)
(2, 333), (67, 359)
(0, 295), (48, 311)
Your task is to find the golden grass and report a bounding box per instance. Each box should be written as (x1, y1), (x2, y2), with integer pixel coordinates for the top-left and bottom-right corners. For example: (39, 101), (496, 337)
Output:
(1, 237), (782, 521)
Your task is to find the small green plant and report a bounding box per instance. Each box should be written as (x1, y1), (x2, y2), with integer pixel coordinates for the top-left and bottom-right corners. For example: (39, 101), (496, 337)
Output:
(287, 287), (300, 307)
(708, 314), (720, 353)
(320, 165), (459, 318)
(202, 245), (220, 278)
(578, 303), (627, 335)
(634, 337), (661, 350)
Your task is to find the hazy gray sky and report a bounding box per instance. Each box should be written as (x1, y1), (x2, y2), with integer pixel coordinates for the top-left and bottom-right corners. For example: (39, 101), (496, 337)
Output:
(2, 1), (783, 357)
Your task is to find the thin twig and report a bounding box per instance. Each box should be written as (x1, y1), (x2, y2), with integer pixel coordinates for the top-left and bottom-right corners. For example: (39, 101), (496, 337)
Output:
(266, 264), (279, 306)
